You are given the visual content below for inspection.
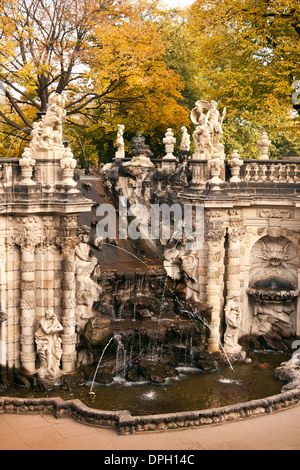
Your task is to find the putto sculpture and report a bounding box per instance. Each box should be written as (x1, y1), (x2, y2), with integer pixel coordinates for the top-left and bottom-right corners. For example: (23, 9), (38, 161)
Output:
(191, 99), (226, 159)
(30, 93), (66, 149)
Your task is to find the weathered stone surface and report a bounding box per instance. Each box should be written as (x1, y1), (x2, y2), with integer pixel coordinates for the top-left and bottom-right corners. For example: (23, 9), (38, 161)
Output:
(84, 317), (111, 347)
(138, 360), (178, 382)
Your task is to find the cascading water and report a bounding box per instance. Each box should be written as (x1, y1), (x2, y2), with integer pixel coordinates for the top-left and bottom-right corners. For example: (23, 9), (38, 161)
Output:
(100, 241), (235, 371)
(181, 307), (234, 371)
(115, 334), (127, 378)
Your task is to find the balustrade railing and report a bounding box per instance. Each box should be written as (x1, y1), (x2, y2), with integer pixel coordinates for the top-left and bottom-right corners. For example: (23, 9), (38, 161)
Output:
(240, 160), (300, 184)
(152, 157), (300, 185)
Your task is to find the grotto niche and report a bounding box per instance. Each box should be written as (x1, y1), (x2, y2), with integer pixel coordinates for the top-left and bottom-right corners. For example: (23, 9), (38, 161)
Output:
(247, 235), (299, 350)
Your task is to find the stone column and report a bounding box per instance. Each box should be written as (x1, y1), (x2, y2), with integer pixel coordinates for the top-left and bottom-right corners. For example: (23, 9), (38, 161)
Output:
(18, 235), (40, 375)
(205, 211), (226, 352)
(59, 216), (78, 374)
(226, 230), (243, 299)
(223, 210), (246, 358)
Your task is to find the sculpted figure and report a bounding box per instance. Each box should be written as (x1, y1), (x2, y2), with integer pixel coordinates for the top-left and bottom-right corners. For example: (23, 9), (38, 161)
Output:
(190, 100), (209, 127)
(206, 100), (226, 147)
(191, 100), (226, 154)
(35, 310), (63, 378)
(30, 122), (43, 147)
(249, 237), (298, 288)
(39, 93), (66, 148)
(180, 126), (191, 152)
(115, 124), (125, 159)
(75, 226), (102, 329)
(224, 296), (243, 354)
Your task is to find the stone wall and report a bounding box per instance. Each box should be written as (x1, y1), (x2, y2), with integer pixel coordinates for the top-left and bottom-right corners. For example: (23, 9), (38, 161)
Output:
(0, 94), (300, 386)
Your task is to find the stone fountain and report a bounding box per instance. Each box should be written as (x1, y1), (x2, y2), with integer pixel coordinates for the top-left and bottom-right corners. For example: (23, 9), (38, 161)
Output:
(0, 95), (299, 405)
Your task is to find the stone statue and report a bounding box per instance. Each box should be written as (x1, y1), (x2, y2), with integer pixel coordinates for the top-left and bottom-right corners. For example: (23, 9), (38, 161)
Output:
(206, 100), (226, 148)
(190, 100), (209, 127)
(224, 296), (243, 355)
(75, 226), (102, 330)
(191, 100), (226, 158)
(30, 122), (43, 147)
(123, 134), (155, 177)
(191, 101), (212, 158)
(32, 93), (66, 149)
(180, 126), (191, 152)
(35, 310), (63, 378)
(115, 124), (125, 159)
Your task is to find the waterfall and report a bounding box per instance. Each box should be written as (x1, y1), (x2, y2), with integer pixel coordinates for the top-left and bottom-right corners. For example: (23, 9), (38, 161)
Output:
(115, 334), (127, 377)
(101, 242), (234, 370)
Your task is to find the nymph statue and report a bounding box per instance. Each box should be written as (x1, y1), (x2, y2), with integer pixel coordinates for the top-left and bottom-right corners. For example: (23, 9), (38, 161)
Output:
(180, 126), (191, 152)
(75, 226), (102, 330)
(35, 310), (63, 378)
(223, 296), (243, 355)
(115, 124), (125, 159)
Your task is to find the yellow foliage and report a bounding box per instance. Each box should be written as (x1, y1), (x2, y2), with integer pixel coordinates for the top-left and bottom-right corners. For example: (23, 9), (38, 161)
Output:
(0, 0), (188, 157)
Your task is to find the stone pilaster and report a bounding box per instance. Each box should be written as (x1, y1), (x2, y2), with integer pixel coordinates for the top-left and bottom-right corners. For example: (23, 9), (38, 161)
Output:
(17, 235), (40, 375)
(226, 235), (243, 299)
(226, 210), (245, 299)
(205, 211), (226, 352)
(223, 210), (247, 358)
(59, 216), (78, 373)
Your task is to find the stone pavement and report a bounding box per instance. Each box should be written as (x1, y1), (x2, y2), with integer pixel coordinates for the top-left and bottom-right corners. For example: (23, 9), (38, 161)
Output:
(1, 404), (300, 450)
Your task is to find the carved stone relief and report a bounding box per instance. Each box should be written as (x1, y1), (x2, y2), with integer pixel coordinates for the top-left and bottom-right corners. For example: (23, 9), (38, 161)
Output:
(75, 226), (103, 332)
(248, 235), (299, 338)
(249, 236), (298, 288)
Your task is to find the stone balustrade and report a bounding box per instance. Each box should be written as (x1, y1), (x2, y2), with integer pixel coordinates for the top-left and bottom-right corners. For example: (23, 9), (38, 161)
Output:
(151, 158), (300, 186)
(1, 156), (299, 208)
(240, 160), (300, 184)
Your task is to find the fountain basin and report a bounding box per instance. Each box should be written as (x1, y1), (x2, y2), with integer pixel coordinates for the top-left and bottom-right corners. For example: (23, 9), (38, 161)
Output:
(1, 352), (298, 434)
(247, 287), (299, 303)
(247, 277), (299, 303)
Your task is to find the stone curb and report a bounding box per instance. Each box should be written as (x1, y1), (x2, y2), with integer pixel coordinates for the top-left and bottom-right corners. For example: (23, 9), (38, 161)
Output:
(1, 388), (300, 434)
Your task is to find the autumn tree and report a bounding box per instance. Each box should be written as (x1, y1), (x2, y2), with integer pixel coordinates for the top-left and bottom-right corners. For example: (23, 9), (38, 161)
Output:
(185, 0), (300, 158)
(74, 0), (190, 164)
(0, 0), (189, 161)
